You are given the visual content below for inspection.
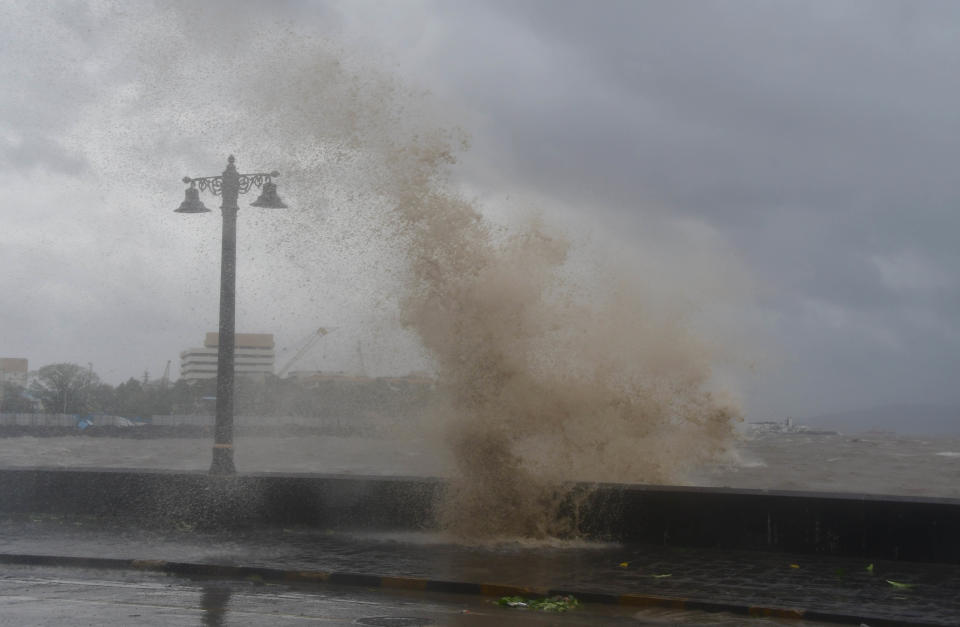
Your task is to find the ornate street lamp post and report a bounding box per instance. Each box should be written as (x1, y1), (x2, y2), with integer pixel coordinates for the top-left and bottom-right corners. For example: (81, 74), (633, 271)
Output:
(175, 155), (287, 474)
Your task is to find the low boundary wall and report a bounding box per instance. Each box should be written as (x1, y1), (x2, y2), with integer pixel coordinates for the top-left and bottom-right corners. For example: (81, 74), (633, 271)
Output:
(0, 468), (956, 564)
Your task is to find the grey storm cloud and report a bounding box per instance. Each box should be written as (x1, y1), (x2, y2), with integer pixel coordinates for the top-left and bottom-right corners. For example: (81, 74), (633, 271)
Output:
(0, 136), (86, 175)
(2, 0), (960, 421)
(388, 0), (960, 417)
(473, 1), (960, 216)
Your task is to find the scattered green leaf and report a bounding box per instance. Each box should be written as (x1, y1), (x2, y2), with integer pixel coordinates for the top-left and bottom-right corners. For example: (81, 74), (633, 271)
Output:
(497, 595), (580, 612)
(651, 574), (672, 579)
(618, 561), (629, 568)
(866, 563), (874, 575)
(886, 580), (915, 589)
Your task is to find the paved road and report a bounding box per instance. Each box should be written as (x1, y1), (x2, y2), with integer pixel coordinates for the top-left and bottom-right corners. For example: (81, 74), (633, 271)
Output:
(0, 564), (826, 626)
(1, 517), (957, 625)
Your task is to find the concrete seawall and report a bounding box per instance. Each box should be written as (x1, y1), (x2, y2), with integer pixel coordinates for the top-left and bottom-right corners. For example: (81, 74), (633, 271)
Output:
(1, 468), (956, 564)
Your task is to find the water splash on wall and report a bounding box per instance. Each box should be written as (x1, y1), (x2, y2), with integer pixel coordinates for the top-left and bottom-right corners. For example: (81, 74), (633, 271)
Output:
(57, 2), (746, 539)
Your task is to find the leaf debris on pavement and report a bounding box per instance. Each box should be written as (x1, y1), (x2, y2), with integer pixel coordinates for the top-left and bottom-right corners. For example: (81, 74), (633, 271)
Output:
(886, 580), (915, 589)
(497, 595), (581, 612)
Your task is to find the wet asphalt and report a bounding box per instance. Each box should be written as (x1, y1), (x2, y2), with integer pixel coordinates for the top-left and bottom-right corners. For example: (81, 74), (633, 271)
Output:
(0, 516), (956, 625)
(0, 564), (831, 626)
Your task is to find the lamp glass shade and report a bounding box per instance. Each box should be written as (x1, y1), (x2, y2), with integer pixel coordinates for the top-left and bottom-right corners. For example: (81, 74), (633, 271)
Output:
(250, 181), (287, 208)
(175, 186), (211, 213)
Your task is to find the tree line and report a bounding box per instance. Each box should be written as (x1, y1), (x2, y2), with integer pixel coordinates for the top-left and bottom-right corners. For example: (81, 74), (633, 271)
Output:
(0, 362), (431, 421)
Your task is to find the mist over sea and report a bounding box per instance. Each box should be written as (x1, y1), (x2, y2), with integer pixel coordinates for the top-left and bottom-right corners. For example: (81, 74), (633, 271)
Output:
(691, 430), (960, 498)
(0, 429), (957, 500)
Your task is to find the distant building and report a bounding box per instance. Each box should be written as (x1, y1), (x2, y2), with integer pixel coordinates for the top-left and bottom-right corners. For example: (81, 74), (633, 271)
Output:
(180, 333), (275, 381)
(0, 358), (28, 387)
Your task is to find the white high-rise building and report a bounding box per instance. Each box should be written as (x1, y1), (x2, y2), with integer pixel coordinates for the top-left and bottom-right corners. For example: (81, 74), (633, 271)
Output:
(180, 333), (274, 381)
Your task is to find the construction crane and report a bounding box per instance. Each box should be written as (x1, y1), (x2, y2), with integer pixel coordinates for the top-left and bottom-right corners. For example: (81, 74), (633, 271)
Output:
(277, 327), (333, 377)
(161, 360), (171, 388)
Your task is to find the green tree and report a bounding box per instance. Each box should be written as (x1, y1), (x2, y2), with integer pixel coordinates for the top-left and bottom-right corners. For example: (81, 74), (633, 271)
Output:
(112, 378), (146, 416)
(0, 382), (38, 413)
(89, 382), (117, 415)
(167, 378), (216, 415)
(29, 363), (101, 414)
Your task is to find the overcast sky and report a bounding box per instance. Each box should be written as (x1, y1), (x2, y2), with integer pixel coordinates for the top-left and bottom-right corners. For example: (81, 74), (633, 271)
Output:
(2, 0), (960, 422)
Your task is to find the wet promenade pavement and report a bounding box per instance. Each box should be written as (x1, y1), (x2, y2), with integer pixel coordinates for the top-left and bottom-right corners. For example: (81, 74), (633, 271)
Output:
(0, 563), (829, 626)
(0, 517), (957, 625)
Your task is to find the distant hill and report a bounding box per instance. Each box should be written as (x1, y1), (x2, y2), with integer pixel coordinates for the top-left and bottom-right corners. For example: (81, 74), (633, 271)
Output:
(802, 404), (960, 435)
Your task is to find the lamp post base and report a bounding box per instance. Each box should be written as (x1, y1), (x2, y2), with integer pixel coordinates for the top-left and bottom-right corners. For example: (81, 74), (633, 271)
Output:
(209, 447), (236, 475)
